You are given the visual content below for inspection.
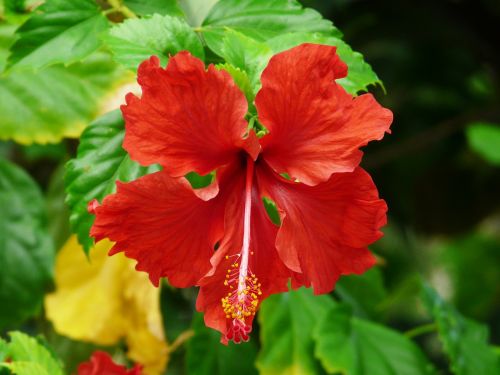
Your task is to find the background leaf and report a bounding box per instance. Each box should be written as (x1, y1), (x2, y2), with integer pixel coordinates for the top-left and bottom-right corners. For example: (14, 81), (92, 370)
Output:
(257, 288), (334, 375)
(185, 313), (258, 375)
(466, 122), (500, 165)
(123, 0), (184, 17)
(0, 332), (63, 375)
(201, 0), (339, 57)
(7, 0), (108, 70)
(65, 110), (159, 253)
(0, 53), (126, 144)
(314, 304), (436, 375)
(104, 14), (204, 72)
(0, 159), (54, 329)
(421, 284), (500, 375)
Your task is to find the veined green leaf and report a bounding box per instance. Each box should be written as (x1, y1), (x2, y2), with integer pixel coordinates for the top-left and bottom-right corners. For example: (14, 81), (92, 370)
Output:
(215, 63), (253, 104)
(257, 288), (334, 375)
(314, 304), (436, 375)
(104, 14), (204, 72)
(466, 122), (500, 165)
(219, 29), (271, 98)
(179, 0), (218, 27)
(201, 0), (339, 57)
(0, 160), (54, 329)
(0, 332), (63, 375)
(185, 313), (258, 375)
(65, 110), (159, 253)
(421, 284), (500, 375)
(0, 53), (125, 145)
(266, 32), (382, 94)
(7, 0), (108, 70)
(123, 0), (184, 17)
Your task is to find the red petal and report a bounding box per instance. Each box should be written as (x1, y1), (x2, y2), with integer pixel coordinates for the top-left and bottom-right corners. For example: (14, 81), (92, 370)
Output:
(122, 53), (258, 177)
(196, 166), (290, 342)
(257, 164), (387, 294)
(90, 170), (225, 287)
(77, 351), (142, 375)
(256, 43), (392, 185)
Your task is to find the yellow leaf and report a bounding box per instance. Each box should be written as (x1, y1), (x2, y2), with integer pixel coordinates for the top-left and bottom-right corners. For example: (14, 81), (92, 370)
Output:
(45, 236), (168, 375)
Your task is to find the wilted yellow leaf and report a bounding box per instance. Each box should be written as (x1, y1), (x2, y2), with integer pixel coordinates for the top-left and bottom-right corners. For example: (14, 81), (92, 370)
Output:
(45, 236), (168, 375)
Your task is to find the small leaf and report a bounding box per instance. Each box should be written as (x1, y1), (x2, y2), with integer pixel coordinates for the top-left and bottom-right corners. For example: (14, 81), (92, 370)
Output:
(257, 288), (334, 375)
(215, 63), (254, 104)
(186, 313), (258, 375)
(219, 29), (271, 97)
(65, 110), (159, 252)
(0, 332), (63, 375)
(314, 304), (436, 375)
(0, 53), (125, 145)
(7, 0), (108, 70)
(201, 0), (339, 57)
(104, 14), (204, 72)
(421, 283), (500, 375)
(266, 32), (382, 94)
(0, 159), (54, 329)
(123, 0), (184, 17)
(466, 122), (500, 165)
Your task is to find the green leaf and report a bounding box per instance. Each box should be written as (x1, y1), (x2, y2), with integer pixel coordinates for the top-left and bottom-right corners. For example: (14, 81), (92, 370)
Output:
(179, 0), (218, 27)
(334, 268), (387, 319)
(201, 0), (339, 57)
(7, 0), (108, 70)
(257, 288), (334, 375)
(0, 23), (17, 72)
(0, 160), (54, 329)
(185, 313), (258, 375)
(104, 14), (204, 72)
(0, 53), (125, 145)
(0, 332), (63, 375)
(421, 284), (500, 375)
(123, 0), (184, 17)
(65, 110), (159, 253)
(314, 304), (436, 375)
(46, 164), (71, 250)
(215, 63), (254, 104)
(466, 122), (500, 165)
(218, 29), (271, 98)
(266, 32), (382, 94)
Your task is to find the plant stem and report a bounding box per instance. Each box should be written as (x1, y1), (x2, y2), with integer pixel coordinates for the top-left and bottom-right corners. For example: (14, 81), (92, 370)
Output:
(404, 323), (437, 339)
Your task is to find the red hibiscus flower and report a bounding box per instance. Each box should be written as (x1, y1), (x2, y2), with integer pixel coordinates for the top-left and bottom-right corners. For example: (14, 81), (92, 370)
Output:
(90, 43), (392, 344)
(77, 351), (142, 375)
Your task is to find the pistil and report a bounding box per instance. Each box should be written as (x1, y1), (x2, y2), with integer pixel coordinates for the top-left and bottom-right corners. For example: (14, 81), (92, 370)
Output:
(220, 156), (262, 343)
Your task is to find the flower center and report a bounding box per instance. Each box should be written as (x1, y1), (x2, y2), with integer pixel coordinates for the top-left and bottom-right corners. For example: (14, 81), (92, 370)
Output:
(220, 155), (262, 343)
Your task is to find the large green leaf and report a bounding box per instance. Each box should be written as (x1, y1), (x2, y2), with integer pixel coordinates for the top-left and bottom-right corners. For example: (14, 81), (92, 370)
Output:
(0, 159), (54, 329)
(0, 332), (64, 375)
(185, 313), (258, 375)
(0, 23), (16, 72)
(201, 0), (339, 57)
(65, 110), (159, 253)
(314, 304), (436, 375)
(257, 288), (334, 375)
(466, 122), (500, 165)
(104, 14), (204, 71)
(123, 0), (183, 17)
(0, 53), (124, 144)
(7, 0), (108, 70)
(266, 32), (382, 94)
(334, 268), (387, 319)
(421, 284), (500, 375)
(179, 0), (218, 27)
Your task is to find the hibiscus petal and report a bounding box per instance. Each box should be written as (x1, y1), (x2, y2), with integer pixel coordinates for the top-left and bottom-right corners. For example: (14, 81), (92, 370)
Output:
(258, 164), (387, 294)
(122, 53), (259, 177)
(78, 351), (142, 375)
(256, 43), (392, 185)
(196, 168), (290, 343)
(91, 170), (225, 287)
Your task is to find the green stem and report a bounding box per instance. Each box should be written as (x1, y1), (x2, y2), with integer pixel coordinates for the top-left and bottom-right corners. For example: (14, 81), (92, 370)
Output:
(106, 0), (136, 18)
(404, 323), (437, 339)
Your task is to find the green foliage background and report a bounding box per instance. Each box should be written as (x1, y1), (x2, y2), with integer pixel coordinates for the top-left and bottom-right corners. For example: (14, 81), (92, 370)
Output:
(1, 0), (500, 374)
